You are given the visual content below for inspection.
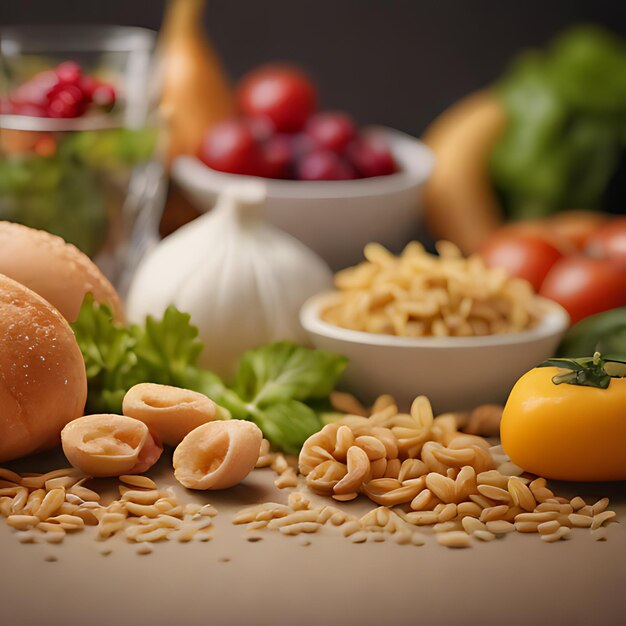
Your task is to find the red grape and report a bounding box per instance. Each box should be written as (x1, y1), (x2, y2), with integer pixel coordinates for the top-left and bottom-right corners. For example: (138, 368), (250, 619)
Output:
(198, 120), (263, 176)
(347, 137), (397, 177)
(296, 150), (356, 181)
(305, 111), (356, 153)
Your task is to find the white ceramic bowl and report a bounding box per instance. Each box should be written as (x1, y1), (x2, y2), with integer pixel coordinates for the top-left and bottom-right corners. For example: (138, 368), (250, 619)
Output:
(172, 126), (434, 270)
(301, 292), (570, 413)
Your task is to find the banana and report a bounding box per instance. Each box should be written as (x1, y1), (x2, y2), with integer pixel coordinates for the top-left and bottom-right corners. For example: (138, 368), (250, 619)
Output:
(422, 90), (506, 254)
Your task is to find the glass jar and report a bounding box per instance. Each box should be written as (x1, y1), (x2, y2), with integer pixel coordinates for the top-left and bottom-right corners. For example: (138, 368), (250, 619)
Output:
(0, 25), (166, 294)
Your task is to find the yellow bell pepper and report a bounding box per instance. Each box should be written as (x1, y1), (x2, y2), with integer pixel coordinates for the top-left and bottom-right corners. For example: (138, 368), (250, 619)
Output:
(501, 355), (626, 481)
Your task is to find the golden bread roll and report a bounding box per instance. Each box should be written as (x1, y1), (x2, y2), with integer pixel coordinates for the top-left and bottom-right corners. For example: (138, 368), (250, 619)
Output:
(0, 274), (87, 462)
(0, 221), (124, 322)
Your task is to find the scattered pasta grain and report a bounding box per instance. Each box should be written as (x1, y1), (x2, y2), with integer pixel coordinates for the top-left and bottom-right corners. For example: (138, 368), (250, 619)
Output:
(485, 520), (515, 535)
(342, 521), (362, 537)
(592, 498), (610, 515)
(538, 520), (560, 535)
(568, 514), (593, 528)
(541, 527), (571, 543)
(17, 530), (37, 544)
(473, 530), (496, 542)
(7, 515), (39, 530)
(120, 475), (157, 490)
(437, 531), (470, 548)
(591, 511), (617, 530)
(591, 527), (608, 541)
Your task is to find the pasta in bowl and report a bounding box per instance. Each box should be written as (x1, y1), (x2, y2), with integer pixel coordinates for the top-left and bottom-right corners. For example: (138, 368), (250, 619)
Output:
(300, 242), (569, 412)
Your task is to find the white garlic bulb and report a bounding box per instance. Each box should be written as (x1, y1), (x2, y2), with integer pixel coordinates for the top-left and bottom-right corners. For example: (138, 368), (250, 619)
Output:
(126, 182), (333, 377)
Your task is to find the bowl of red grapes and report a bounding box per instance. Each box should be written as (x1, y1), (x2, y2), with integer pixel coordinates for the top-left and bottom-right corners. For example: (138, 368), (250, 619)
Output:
(172, 64), (433, 269)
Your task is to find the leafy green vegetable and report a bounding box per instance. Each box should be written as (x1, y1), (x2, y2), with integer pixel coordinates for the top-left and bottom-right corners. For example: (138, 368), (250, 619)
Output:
(557, 307), (626, 359)
(71, 298), (347, 453)
(72, 295), (206, 413)
(491, 25), (626, 220)
(233, 342), (348, 406)
(250, 401), (323, 456)
(228, 342), (348, 452)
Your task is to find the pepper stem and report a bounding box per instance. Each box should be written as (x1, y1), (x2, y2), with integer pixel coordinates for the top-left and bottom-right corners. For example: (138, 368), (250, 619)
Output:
(538, 352), (626, 389)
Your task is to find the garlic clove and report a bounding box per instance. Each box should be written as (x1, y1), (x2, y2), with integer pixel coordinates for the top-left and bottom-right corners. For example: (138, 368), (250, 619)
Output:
(122, 383), (223, 447)
(173, 420), (263, 490)
(61, 414), (163, 477)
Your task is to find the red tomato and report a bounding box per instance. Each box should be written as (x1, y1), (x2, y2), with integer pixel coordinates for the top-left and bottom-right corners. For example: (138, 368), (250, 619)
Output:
(539, 256), (625, 325)
(237, 65), (317, 133)
(197, 120), (263, 176)
(547, 210), (609, 251)
(305, 111), (356, 153)
(479, 233), (564, 292)
(586, 217), (626, 264)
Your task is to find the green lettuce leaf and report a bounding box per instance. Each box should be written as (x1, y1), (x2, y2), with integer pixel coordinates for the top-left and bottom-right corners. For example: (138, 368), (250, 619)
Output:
(232, 341), (348, 406)
(71, 294), (138, 412)
(250, 400), (323, 456)
(132, 306), (204, 387)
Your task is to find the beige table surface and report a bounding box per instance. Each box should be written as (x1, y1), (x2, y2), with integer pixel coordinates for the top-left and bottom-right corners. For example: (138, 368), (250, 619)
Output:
(1, 448), (625, 626)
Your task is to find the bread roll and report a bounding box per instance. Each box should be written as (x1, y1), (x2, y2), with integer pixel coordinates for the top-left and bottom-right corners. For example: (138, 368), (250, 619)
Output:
(0, 274), (87, 462)
(0, 221), (123, 322)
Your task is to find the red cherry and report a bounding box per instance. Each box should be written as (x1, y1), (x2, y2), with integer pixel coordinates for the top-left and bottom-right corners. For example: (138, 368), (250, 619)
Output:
(92, 83), (116, 111)
(296, 149), (356, 181)
(55, 61), (82, 85)
(347, 137), (397, 177)
(47, 84), (88, 118)
(260, 135), (293, 179)
(10, 70), (58, 108)
(79, 76), (97, 99)
(305, 111), (356, 154)
(198, 120), (264, 176)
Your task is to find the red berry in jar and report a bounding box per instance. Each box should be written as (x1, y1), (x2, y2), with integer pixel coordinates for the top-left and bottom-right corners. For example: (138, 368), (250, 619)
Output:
(347, 136), (397, 177)
(55, 61), (82, 85)
(91, 83), (116, 111)
(296, 149), (356, 181)
(305, 111), (356, 154)
(198, 120), (263, 176)
(10, 70), (58, 109)
(46, 83), (88, 118)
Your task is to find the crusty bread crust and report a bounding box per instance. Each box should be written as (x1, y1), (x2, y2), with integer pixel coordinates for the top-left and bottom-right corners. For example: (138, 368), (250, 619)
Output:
(0, 221), (124, 322)
(0, 274), (87, 462)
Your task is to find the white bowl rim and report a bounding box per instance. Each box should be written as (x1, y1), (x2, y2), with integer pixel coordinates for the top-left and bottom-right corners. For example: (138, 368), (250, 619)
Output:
(300, 291), (570, 349)
(172, 125), (435, 201)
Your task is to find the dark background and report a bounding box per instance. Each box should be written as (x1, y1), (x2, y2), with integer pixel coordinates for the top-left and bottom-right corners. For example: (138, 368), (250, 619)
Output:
(2, 0), (625, 136)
